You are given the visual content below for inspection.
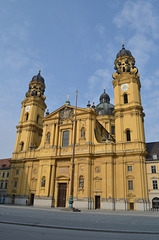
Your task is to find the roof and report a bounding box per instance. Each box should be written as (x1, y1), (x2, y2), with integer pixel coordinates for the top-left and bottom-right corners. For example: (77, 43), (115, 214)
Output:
(0, 158), (11, 169)
(31, 71), (45, 84)
(95, 89), (114, 116)
(146, 142), (159, 161)
(116, 44), (133, 59)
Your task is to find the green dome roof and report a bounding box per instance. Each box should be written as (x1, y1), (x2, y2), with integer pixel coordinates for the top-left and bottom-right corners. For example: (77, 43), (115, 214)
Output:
(95, 89), (114, 116)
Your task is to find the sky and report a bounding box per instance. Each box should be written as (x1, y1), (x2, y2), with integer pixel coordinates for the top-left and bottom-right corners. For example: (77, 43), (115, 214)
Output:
(1, 0), (159, 159)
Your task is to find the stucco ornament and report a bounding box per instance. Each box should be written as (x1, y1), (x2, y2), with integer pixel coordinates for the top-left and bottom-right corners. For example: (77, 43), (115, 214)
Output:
(59, 107), (73, 124)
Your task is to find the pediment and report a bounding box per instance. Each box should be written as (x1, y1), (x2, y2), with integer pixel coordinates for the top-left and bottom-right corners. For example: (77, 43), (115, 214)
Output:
(127, 193), (136, 198)
(31, 177), (37, 181)
(151, 176), (159, 180)
(55, 175), (70, 181)
(12, 189), (17, 193)
(43, 104), (97, 123)
(93, 176), (102, 180)
(126, 175), (135, 179)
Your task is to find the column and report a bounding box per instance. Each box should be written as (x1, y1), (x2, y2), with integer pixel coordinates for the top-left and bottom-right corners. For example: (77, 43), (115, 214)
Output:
(102, 162), (107, 198)
(54, 124), (59, 146)
(76, 120), (80, 144)
(49, 163), (56, 197)
(50, 124), (55, 146)
(86, 118), (90, 143)
(58, 130), (62, 147)
(33, 105), (38, 122)
(14, 131), (21, 152)
(74, 162), (78, 197)
(40, 125), (47, 147)
(92, 119), (95, 143)
(36, 165), (42, 196)
(22, 165), (29, 195)
(26, 166), (32, 195)
(19, 106), (25, 123)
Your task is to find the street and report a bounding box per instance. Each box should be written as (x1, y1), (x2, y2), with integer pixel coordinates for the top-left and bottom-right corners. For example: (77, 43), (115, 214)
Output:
(0, 205), (159, 239)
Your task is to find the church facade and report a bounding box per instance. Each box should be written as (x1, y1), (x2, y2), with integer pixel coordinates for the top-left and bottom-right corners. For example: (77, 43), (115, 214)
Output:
(6, 45), (149, 211)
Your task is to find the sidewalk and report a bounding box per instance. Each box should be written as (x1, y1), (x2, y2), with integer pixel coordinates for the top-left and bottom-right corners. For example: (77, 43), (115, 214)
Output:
(1, 204), (159, 217)
(1, 204), (159, 235)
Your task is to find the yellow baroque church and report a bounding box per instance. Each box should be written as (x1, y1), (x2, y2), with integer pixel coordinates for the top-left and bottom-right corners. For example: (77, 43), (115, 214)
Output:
(6, 45), (149, 211)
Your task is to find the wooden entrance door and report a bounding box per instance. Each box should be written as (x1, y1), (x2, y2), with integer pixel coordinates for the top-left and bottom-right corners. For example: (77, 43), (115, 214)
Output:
(57, 183), (67, 207)
(130, 203), (134, 210)
(95, 196), (100, 209)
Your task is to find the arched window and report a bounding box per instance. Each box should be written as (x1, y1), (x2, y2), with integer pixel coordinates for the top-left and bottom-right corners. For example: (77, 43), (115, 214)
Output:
(79, 176), (84, 189)
(152, 197), (159, 209)
(41, 176), (46, 187)
(14, 180), (17, 188)
(26, 113), (29, 121)
(81, 128), (85, 138)
(0, 180), (4, 189)
(21, 142), (24, 151)
(126, 129), (131, 142)
(36, 115), (39, 124)
(5, 180), (8, 189)
(124, 94), (128, 104)
(46, 132), (50, 142)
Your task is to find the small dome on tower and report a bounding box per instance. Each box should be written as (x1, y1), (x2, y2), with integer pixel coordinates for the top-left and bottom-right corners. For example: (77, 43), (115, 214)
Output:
(99, 88), (110, 103)
(95, 89), (114, 116)
(32, 70), (45, 84)
(116, 44), (132, 59)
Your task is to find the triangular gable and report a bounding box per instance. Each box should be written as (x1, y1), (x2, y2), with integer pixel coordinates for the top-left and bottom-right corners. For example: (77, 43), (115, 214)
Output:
(43, 104), (97, 122)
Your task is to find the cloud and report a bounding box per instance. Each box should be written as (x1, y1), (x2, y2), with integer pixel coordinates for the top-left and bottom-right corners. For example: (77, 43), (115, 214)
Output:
(113, 0), (159, 69)
(114, 0), (159, 39)
(113, 0), (159, 142)
(95, 23), (105, 36)
(90, 53), (102, 62)
(87, 68), (113, 105)
(88, 69), (111, 90)
(128, 34), (157, 69)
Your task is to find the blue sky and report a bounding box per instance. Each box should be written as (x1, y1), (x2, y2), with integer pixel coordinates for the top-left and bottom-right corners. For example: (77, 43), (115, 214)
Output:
(1, 0), (159, 158)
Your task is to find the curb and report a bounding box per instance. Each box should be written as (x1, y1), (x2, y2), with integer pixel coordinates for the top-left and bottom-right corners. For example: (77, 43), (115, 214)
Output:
(0, 220), (159, 235)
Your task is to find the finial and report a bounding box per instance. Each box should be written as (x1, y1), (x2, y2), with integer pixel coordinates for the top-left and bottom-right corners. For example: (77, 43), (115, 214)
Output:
(46, 109), (49, 115)
(39, 66), (41, 74)
(122, 40), (125, 49)
(92, 102), (95, 109)
(65, 95), (70, 105)
(87, 101), (91, 108)
(104, 86), (106, 93)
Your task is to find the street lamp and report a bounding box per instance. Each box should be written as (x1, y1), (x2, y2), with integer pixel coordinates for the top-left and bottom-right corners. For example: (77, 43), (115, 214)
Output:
(69, 90), (78, 209)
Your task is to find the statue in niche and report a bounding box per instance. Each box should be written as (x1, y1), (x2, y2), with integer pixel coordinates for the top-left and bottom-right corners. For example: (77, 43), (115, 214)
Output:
(79, 176), (84, 189)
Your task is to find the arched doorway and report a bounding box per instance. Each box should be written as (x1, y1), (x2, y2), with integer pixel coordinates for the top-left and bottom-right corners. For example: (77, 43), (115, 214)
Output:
(152, 197), (159, 209)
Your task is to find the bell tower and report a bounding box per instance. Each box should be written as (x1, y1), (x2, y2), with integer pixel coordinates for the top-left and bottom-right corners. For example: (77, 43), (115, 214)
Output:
(14, 71), (47, 153)
(112, 44), (145, 150)
(112, 44), (148, 211)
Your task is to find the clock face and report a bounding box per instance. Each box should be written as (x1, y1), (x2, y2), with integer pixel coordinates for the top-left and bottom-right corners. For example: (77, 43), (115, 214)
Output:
(121, 84), (129, 91)
(25, 106), (31, 112)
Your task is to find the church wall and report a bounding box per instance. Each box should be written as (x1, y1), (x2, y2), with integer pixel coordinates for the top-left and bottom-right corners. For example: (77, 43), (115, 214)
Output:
(7, 46), (149, 211)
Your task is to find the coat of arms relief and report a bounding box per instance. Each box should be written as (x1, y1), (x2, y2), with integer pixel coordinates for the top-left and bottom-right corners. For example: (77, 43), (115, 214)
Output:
(59, 107), (73, 124)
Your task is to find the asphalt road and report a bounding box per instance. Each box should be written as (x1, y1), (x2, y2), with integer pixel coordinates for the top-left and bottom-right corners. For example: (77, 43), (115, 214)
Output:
(0, 205), (159, 240)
